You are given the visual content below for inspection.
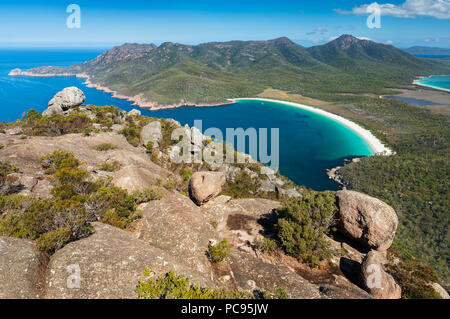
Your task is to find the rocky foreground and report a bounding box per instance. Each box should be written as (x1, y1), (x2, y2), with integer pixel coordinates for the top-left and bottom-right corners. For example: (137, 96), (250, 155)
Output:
(0, 88), (447, 299)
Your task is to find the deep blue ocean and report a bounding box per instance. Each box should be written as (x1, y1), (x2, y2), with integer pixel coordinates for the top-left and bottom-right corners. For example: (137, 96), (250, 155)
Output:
(0, 48), (374, 190)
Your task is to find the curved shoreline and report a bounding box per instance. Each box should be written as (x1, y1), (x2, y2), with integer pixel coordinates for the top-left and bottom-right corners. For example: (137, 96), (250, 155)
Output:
(8, 69), (234, 110)
(231, 98), (393, 156)
(9, 68), (392, 156)
(413, 76), (450, 93)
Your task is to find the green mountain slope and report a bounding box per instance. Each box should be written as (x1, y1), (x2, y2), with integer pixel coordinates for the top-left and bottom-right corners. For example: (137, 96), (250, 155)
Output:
(21, 35), (450, 106)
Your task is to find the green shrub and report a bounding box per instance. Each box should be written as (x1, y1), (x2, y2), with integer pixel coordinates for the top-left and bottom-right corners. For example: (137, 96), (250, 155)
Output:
(132, 188), (163, 204)
(145, 141), (154, 151)
(35, 227), (71, 252)
(0, 151), (143, 253)
(39, 150), (80, 174)
(120, 123), (141, 147)
(180, 168), (193, 182)
(222, 171), (261, 199)
(0, 161), (20, 176)
(98, 161), (122, 172)
(162, 180), (177, 191)
(0, 196), (93, 252)
(253, 237), (279, 254)
(275, 191), (337, 268)
(387, 244), (443, 299)
(94, 143), (116, 151)
(136, 269), (252, 299)
(208, 239), (231, 263)
(23, 111), (91, 136)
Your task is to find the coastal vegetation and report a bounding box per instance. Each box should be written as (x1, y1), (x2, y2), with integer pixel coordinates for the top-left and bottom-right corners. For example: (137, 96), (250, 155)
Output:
(275, 192), (337, 267)
(255, 85), (449, 281)
(136, 269), (289, 299)
(0, 151), (161, 253)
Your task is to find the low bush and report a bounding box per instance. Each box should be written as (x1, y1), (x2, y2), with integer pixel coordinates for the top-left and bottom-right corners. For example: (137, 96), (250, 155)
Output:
(94, 143), (116, 151)
(275, 191), (337, 268)
(253, 237), (279, 254)
(136, 269), (253, 299)
(120, 123), (141, 147)
(207, 239), (231, 263)
(387, 244), (443, 299)
(98, 161), (122, 172)
(132, 188), (163, 204)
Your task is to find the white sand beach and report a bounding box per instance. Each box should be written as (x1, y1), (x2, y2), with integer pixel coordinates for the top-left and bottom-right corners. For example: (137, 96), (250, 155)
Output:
(413, 78), (450, 93)
(231, 98), (393, 156)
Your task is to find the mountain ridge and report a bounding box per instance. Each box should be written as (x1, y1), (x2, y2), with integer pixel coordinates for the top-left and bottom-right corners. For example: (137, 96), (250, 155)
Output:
(10, 35), (450, 108)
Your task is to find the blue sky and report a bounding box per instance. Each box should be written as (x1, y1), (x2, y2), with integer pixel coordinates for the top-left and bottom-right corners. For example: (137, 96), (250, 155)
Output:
(0, 0), (449, 48)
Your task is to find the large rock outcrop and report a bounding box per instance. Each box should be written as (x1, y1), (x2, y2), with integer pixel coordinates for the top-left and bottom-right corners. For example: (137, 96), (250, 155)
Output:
(0, 237), (46, 299)
(135, 191), (216, 283)
(111, 165), (157, 193)
(189, 171), (226, 205)
(360, 250), (401, 299)
(43, 87), (85, 116)
(45, 223), (210, 299)
(336, 190), (398, 251)
(140, 121), (162, 148)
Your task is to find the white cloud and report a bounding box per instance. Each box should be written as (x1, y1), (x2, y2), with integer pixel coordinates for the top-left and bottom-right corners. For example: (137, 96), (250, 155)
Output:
(384, 40), (394, 44)
(336, 0), (450, 20)
(357, 36), (374, 41)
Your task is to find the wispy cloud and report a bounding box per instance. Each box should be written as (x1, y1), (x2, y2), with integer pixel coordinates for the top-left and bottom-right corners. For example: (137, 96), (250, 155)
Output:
(306, 27), (328, 35)
(335, 0), (450, 20)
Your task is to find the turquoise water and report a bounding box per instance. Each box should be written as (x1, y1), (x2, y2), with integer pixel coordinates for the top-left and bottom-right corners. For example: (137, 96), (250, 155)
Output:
(416, 75), (450, 92)
(0, 49), (374, 190)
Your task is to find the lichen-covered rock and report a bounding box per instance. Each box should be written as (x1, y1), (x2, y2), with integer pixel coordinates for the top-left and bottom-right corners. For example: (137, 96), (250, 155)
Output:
(0, 237), (46, 299)
(360, 250), (401, 299)
(204, 198), (280, 252)
(45, 223), (210, 299)
(136, 191), (216, 282)
(140, 121), (162, 148)
(189, 171), (225, 205)
(43, 87), (85, 116)
(336, 190), (398, 251)
(111, 165), (156, 193)
(127, 109), (141, 117)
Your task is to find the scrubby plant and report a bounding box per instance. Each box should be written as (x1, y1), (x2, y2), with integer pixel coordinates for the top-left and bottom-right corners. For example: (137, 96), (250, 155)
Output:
(119, 123), (141, 147)
(253, 237), (279, 254)
(39, 150), (80, 174)
(162, 180), (177, 191)
(136, 269), (253, 299)
(207, 239), (231, 263)
(275, 191), (337, 268)
(98, 161), (122, 172)
(0, 151), (144, 253)
(94, 143), (116, 151)
(132, 187), (163, 204)
(387, 244), (443, 299)
(22, 110), (91, 136)
(145, 141), (154, 151)
(222, 170), (261, 199)
(35, 227), (72, 252)
(180, 168), (193, 182)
